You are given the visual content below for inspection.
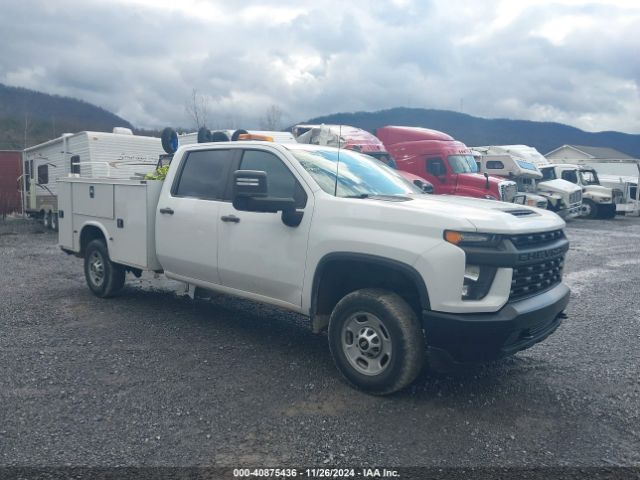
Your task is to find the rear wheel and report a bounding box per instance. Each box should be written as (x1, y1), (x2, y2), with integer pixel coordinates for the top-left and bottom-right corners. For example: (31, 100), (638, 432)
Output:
(50, 212), (59, 231)
(581, 199), (598, 219)
(328, 288), (425, 395)
(42, 211), (51, 229)
(84, 239), (125, 298)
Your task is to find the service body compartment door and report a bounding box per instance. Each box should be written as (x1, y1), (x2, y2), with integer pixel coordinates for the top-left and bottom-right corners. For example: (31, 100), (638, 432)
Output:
(72, 183), (114, 219)
(57, 181), (74, 250)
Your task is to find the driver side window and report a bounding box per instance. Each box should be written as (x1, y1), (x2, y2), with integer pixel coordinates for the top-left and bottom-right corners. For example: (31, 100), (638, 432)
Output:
(240, 150), (307, 208)
(561, 170), (578, 184)
(426, 157), (445, 176)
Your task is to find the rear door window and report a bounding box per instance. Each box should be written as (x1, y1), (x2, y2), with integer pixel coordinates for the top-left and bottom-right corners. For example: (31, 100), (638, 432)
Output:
(173, 149), (233, 200)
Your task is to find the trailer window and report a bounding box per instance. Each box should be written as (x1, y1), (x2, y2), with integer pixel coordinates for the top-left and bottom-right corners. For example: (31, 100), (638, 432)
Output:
(70, 155), (81, 175)
(37, 165), (48, 184)
(486, 160), (505, 170)
(240, 150), (307, 208)
(173, 149), (233, 200)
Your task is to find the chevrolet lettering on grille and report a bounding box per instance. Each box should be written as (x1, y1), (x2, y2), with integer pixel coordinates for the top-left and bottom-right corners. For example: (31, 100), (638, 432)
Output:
(518, 245), (568, 263)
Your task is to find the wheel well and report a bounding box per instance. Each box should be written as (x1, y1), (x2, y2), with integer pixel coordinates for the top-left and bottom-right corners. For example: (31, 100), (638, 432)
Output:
(80, 226), (106, 256)
(311, 256), (428, 332)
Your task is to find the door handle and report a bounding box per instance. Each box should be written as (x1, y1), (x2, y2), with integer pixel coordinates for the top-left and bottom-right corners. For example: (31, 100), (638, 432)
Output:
(221, 215), (240, 223)
(159, 207), (174, 215)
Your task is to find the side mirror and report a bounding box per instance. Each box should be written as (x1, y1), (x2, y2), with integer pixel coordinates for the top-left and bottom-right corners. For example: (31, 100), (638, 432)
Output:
(413, 179), (434, 194)
(232, 170), (303, 227)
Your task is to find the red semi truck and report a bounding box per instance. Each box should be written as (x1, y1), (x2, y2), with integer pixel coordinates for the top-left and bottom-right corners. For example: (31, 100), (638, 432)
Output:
(376, 126), (518, 202)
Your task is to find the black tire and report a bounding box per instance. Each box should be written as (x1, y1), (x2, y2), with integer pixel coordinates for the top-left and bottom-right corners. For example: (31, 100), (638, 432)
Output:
(197, 127), (212, 143)
(211, 131), (230, 142)
(43, 211), (51, 229)
(582, 199), (598, 219)
(161, 127), (179, 154)
(51, 212), (59, 232)
(328, 288), (425, 395)
(231, 129), (249, 141)
(600, 204), (617, 219)
(84, 239), (125, 298)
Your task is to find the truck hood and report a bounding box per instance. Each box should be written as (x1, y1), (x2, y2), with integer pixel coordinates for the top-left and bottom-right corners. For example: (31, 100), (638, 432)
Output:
(400, 194), (565, 233)
(537, 179), (581, 194)
(584, 184), (612, 196)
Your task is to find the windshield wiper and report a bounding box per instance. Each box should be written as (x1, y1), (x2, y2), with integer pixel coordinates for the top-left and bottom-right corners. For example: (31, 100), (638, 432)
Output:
(344, 193), (370, 199)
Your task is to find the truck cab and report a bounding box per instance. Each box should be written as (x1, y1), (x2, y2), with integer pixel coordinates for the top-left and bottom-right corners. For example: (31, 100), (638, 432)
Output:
(292, 124), (433, 193)
(376, 126), (518, 202)
(540, 164), (621, 219)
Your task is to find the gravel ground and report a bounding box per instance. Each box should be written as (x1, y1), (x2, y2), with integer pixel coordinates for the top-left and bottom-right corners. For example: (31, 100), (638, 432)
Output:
(0, 216), (639, 469)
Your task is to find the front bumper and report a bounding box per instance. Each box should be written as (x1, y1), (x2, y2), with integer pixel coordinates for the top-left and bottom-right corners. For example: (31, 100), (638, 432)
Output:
(422, 282), (570, 364)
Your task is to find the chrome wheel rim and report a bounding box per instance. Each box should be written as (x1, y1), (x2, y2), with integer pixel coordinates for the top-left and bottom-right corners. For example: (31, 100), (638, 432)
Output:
(88, 251), (105, 287)
(341, 312), (392, 376)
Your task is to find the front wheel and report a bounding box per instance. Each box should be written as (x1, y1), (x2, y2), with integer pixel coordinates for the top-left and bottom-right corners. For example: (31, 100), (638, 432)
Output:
(581, 199), (598, 219)
(84, 239), (125, 298)
(328, 289), (425, 395)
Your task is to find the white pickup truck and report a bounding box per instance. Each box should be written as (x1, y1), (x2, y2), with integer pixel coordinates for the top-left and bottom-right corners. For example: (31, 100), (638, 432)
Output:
(58, 141), (571, 395)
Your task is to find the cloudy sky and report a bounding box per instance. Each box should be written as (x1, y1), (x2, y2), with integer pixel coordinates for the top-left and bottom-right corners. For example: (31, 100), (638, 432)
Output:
(1, 0), (639, 133)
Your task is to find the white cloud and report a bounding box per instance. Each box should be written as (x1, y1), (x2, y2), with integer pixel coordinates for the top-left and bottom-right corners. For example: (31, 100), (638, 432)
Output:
(0, 0), (638, 133)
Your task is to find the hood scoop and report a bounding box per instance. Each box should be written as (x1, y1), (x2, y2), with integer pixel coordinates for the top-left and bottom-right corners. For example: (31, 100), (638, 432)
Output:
(498, 208), (538, 217)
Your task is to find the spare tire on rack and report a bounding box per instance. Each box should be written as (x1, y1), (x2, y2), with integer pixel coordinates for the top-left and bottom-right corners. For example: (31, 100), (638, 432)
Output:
(197, 127), (213, 143)
(161, 127), (179, 154)
(231, 129), (249, 141)
(211, 131), (231, 142)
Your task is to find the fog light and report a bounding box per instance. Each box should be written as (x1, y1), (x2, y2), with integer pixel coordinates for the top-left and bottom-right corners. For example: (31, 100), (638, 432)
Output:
(461, 265), (497, 300)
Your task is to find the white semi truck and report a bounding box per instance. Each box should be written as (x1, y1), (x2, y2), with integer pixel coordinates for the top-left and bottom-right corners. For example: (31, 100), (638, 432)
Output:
(473, 146), (582, 219)
(58, 140), (570, 395)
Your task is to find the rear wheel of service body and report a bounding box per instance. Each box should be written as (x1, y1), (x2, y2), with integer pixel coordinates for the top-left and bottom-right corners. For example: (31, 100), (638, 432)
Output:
(328, 288), (425, 395)
(84, 239), (125, 298)
(582, 199), (598, 219)
(50, 213), (58, 232)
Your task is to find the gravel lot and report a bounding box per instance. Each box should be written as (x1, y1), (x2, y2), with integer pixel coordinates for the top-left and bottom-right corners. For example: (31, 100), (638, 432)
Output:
(1, 216), (639, 469)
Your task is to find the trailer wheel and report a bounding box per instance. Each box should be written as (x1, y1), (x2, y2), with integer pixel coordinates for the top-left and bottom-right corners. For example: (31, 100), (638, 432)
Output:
(84, 239), (125, 298)
(161, 127), (179, 154)
(197, 127), (212, 143)
(581, 199), (598, 219)
(51, 213), (59, 232)
(328, 288), (425, 395)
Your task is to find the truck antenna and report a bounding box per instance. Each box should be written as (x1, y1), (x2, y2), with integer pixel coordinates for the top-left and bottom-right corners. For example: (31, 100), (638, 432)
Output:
(334, 124), (341, 196)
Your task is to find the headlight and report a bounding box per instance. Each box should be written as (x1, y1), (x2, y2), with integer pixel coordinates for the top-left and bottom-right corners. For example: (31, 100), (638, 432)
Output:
(461, 264), (497, 300)
(444, 230), (501, 246)
(601, 197), (611, 202)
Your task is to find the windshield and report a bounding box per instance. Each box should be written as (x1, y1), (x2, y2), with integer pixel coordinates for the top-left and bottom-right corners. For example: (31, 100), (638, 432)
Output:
(448, 155), (478, 174)
(540, 167), (556, 181)
(288, 148), (422, 197)
(579, 169), (600, 185)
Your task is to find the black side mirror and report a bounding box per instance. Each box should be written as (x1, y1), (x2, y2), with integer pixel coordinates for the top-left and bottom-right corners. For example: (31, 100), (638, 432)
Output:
(232, 170), (303, 227)
(413, 179), (434, 194)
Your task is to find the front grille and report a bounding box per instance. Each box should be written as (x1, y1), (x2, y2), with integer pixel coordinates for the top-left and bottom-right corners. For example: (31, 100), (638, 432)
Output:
(499, 182), (518, 202)
(613, 189), (624, 204)
(569, 190), (582, 204)
(508, 229), (564, 248)
(510, 256), (564, 300)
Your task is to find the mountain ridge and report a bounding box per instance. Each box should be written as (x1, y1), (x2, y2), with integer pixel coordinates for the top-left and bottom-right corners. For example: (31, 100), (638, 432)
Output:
(302, 107), (640, 158)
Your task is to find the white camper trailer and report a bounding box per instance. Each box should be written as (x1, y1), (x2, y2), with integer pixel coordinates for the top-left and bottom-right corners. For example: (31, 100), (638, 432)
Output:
(22, 128), (164, 230)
